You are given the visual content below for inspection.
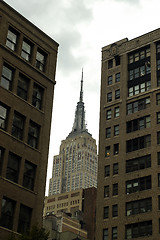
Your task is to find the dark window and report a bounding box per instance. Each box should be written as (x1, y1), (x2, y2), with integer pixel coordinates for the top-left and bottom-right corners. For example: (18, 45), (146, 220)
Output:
(108, 59), (113, 69)
(0, 103), (8, 130)
(12, 112), (25, 140)
(108, 75), (112, 85)
(157, 59), (160, 71)
(126, 135), (151, 153)
(106, 127), (111, 138)
(17, 74), (29, 100)
(6, 27), (18, 51)
(126, 115), (150, 133)
(156, 93), (160, 105)
(114, 107), (119, 118)
(112, 204), (118, 217)
(6, 152), (21, 183)
(112, 227), (117, 240)
(158, 195), (160, 210)
(103, 228), (108, 240)
(158, 173), (160, 187)
(126, 198), (152, 216)
(114, 143), (119, 155)
(113, 163), (118, 175)
(0, 197), (16, 230)
(105, 146), (110, 158)
(105, 165), (110, 177)
(126, 176), (151, 195)
(18, 204), (32, 233)
(28, 121), (40, 149)
(127, 97), (150, 115)
(104, 185), (109, 198)
(126, 220), (152, 239)
(128, 65), (151, 81)
(104, 206), (109, 219)
(107, 92), (112, 102)
(113, 183), (118, 196)
(115, 55), (120, 66)
(21, 39), (32, 61)
(157, 112), (160, 124)
(114, 125), (119, 136)
(32, 83), (44, 110)
(23, 161), (36, 191)
(106, 109), (111, 120)
(126, 155), (151, 173)
(1, 64), (13, 90)
(115, 72), (120, 83)
(36, 49), (46, 72)
(115, 89), (120, 99)
(158, 152), (160, 165)
(0, 147), (4, 175)
(128, 47), (150, 64)
(157, 132), (160, 144)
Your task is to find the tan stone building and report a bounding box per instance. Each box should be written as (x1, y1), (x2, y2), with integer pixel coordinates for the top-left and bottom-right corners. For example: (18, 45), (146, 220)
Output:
(0, 1), (58, 239)
(49, 72), (98, 195)
(96, 28), (160, 239)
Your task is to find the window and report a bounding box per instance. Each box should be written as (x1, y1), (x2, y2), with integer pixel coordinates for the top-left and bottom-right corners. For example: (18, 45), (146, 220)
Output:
(28, 121), (40, 149)
(0, 197), (16, 230)
(157, 112), (160, 124)
(108, 59), (113, 69)
(115, 89), (120, 99)
(104, 206), (109, 219)
(115, 72), (120, 82)
(128, 47), (150, 64)
(128, 65), (151, 81)
(105, 146), (110, 157)
(104, 185), (109, 198)
(112, 204), (118, 217)
(126, 198), (152, 216)
(157, 132), (160, 144)
(0, 147), (4, 175)
(6, 152), (21, 183)
(113, 163), (118, 175)
(106, 109), (111, 120)
(106, 127), (111, 138)
(126, 176), (151, 195)
(108, 75), (112, 85)
(126, 135), (151, 153)
(114, 143), (119, 155)
(127, 97), (150, 115)
(17, 74), (29, 100)
(126, 115), (151, 133)
(107, 92), (112, 102)
(36, 49), (46, 71)
(104, 165), (110, 177)
(6, 27), (18, 51)
(113, 183), (118, 196)
(21, 39), (32, 61)
(128, 81), (151, 97)
(112, 227), (117, 240)
(32, 83), (44, 110)
(158, 195), (160, 210)
(126, 221), (152, 239)
(114, 107), (119, 117)
(103, 228), (108, 240)
(156, 93), (160, 105)
(12, 112), (25, 140)
(126, 155), (151, 173)
(115, 55), (120, 66)
(18, 204), (32, 233)
(158, 152), (160, 165)
(0, 103), (8, 130)
(114, 125), (119, 136)
(1, 64), (13, 90)
(23, 161), (36, 191)
(158, 173), (160, 187)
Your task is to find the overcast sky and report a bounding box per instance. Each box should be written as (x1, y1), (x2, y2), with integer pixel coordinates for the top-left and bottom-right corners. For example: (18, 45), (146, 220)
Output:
(4, 0), (160, 195)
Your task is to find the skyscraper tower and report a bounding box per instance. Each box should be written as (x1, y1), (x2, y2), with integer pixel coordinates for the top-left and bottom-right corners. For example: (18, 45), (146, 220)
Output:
(49, 71), (98, 195)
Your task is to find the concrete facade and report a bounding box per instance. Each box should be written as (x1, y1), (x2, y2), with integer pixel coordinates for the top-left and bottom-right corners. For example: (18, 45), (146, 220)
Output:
(0, 1), (58, 239)
(96, 28), (160, 239)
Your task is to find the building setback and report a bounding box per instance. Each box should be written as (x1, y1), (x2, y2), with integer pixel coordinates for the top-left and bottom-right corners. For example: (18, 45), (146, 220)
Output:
(0, 1), (58, 239)
(49, 71), (98, 195)
(96, 28), (160, 240)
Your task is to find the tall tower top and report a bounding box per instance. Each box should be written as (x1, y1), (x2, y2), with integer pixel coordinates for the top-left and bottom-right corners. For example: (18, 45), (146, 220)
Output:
(67, 69), (91, 139)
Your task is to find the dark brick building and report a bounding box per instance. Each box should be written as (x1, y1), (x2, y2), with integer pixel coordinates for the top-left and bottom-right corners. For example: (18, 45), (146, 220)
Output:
(0, 1), (58, 239)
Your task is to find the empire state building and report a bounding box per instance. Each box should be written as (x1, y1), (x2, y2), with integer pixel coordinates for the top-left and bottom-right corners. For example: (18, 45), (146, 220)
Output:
(49, 71), (98, 195)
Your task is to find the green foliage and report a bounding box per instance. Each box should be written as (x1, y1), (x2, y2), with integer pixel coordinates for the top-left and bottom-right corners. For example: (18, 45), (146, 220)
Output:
(8, 225), (49, 240)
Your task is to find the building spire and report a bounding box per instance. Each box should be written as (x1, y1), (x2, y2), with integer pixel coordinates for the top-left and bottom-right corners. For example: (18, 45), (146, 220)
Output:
(67, 69), (91, 138)
(79, 68), (83, 102)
